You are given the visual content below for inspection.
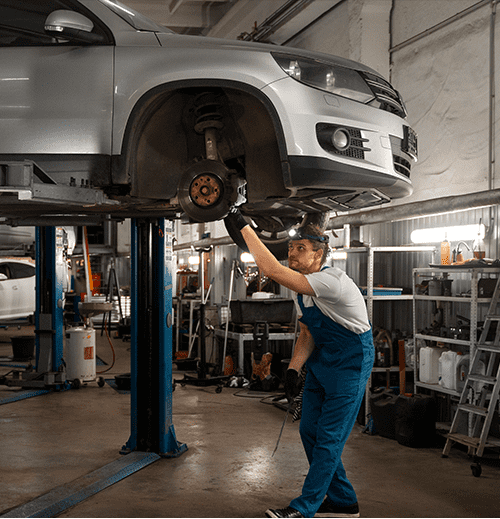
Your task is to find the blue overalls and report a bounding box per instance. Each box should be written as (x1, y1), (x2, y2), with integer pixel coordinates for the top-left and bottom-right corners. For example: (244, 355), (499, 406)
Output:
(289, 292), (374, 518)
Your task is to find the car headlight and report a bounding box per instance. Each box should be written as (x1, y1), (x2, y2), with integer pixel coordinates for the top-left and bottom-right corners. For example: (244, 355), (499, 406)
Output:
(272, 53), (374, 104)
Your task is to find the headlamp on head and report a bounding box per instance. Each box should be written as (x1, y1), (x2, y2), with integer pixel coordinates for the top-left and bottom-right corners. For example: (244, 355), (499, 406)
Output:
(288, 228), (329, 243)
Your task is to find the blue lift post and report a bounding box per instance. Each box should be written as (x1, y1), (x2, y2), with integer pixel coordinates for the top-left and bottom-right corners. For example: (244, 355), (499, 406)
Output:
(122, 218), (187, 458)
(0, 226), (67, 390)
(35, 226), (65, 380)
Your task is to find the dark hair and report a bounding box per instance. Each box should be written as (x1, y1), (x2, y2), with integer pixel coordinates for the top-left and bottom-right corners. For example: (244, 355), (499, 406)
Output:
(291, 224), (330, 265)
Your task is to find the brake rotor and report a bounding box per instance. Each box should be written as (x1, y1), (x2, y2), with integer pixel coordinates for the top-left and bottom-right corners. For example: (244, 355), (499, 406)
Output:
(189, 174), (223, 208)
(178, 160), (232, 222)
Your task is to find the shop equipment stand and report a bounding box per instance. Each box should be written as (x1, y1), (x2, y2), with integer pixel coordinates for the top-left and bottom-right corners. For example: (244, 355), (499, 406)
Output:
(442, 276), (500, 476)
(174, 247), (229, 391)
(100, 267), (124, 335)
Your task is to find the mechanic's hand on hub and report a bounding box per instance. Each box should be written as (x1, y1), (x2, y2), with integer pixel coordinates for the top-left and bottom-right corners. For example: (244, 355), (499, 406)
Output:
(284, 369), (301, 403)
(224, 207), (248, 232)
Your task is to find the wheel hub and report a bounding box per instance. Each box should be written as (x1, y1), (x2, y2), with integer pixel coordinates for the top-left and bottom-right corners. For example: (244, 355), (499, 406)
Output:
(190, 174), (223, 208)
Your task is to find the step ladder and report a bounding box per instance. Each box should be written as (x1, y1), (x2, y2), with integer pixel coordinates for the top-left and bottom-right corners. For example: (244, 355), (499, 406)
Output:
(442, 274), (500, 475)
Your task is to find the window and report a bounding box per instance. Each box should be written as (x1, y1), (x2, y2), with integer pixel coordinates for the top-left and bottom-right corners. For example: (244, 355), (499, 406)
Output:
(6, 262), (35, 279)
(0, 0), (111, 46)
(0, 264), (11, 279)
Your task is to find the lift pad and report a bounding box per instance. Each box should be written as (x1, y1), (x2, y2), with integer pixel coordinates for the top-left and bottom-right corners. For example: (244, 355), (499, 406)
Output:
(0, 451), (160, 518)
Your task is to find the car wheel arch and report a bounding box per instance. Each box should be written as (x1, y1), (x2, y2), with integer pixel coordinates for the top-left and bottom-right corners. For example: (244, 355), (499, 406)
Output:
(114, 79), (291, 209)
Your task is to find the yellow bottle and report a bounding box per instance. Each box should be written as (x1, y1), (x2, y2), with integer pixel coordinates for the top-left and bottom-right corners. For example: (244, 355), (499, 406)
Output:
(441, 233), (451, 265)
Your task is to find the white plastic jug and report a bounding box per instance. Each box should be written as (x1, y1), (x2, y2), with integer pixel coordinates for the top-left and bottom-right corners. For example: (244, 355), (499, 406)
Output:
(456, 354), (470, 393)
(439, 350), (459, 390)
(419, 347), (441, 384)
(456, 354), (486, 393)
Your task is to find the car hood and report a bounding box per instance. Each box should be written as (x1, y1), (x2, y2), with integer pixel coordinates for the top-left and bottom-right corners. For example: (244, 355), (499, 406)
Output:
(155, 32), (384, 78)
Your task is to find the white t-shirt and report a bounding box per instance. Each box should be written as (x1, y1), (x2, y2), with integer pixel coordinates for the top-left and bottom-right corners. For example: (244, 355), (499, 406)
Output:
(292, 267), (371, 335)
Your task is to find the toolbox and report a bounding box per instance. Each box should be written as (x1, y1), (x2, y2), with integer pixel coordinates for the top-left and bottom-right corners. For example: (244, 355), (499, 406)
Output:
(230, 299), (294, 324)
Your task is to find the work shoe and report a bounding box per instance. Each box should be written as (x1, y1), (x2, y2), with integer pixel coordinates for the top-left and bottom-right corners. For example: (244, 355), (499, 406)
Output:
(315, 500), (360, 517)
(265, 506), (304, 518)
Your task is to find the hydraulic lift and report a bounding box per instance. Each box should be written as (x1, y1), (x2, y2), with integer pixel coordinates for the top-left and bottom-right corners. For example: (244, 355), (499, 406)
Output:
(0, 161), (186, 458)
(122, 218), (186, 457)
(0, 226), (67, 389)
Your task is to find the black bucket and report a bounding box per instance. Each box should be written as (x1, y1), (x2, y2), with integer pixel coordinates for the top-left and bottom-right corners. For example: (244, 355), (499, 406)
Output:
(11, 336), (35, 361)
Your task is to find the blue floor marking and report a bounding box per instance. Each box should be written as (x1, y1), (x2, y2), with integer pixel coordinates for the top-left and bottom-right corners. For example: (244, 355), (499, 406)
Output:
(0, 389), (51, 405)
(1, 452), (160, 518)
(0, 363), (30, 369)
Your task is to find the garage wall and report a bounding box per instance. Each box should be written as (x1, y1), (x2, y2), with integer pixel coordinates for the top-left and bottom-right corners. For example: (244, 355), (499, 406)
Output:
(391, 0), (499, 203)
(284, 1), (351, 64)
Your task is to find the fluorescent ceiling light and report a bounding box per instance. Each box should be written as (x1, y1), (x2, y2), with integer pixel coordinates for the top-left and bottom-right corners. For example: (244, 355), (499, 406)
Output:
(411, 224), (485, 244)
(188, 255), (200, 265)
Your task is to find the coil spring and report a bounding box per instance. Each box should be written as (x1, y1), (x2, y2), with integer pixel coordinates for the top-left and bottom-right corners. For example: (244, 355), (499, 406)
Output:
(193, 91), (224, 133)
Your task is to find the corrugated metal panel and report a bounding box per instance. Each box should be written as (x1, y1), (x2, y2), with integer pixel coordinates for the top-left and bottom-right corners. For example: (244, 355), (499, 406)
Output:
(357, 206), (496, 334)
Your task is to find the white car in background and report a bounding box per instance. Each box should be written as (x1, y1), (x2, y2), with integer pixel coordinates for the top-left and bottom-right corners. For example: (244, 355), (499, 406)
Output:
(0, 259), (36, 321)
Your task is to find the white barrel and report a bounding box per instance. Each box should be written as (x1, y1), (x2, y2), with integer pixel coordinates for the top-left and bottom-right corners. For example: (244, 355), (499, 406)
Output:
(419, 347), (441, 384)
(66, 327), (96, 382)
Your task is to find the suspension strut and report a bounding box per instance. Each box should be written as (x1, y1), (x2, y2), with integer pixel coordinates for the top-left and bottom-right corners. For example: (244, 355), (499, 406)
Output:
(193, 91), (224, 161)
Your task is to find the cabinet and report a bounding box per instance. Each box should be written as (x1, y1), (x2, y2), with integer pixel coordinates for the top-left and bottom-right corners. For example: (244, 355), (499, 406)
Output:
(412, 266), (500, 397)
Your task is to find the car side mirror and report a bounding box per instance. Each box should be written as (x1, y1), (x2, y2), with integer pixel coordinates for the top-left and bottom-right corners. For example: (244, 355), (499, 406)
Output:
(44, 10), (105, 44)
(0, 273), (7, 281)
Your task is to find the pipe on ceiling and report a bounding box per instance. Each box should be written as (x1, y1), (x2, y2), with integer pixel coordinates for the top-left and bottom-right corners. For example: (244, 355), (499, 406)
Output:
(389, 0), (490, 53)
(175, 187), (500, 251)
(326, 188), (500, 230)
(238, 0), (315, 41)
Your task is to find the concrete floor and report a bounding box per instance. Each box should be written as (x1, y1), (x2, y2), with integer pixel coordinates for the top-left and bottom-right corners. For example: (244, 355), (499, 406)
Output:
(1, 324), (500, 518)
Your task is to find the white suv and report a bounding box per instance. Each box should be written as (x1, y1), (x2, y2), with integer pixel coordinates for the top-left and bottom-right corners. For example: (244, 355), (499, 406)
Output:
(0, 0), (417, 257)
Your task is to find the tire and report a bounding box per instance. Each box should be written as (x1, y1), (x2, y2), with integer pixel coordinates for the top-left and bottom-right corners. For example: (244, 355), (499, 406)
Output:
(224, 211), (330, 261)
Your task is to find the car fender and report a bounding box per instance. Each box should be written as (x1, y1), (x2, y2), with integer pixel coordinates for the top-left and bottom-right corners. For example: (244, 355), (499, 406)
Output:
(112, 44), (288, 156)
(113, 75), (291, 198)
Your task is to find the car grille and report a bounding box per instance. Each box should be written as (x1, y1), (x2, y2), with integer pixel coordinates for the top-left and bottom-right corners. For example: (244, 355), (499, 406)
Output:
(316, 124), (370, 159)
(362, 72), (407, 119)
(338, 129), (367, 159)
(393, 155), (411, 178)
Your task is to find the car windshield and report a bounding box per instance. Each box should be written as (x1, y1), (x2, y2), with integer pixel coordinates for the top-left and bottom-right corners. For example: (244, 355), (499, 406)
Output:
(97, 0), (174, 33)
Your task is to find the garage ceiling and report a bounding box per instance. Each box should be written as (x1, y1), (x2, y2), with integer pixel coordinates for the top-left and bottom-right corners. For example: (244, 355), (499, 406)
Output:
(123, 0), (339, 42)
(124, 0), (235, 35)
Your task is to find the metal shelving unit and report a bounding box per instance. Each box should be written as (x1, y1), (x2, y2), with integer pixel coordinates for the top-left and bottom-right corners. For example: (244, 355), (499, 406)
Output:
(412, 266), (500, 397)
(339, 245), (436, 420)
(365, 246), (436, 321)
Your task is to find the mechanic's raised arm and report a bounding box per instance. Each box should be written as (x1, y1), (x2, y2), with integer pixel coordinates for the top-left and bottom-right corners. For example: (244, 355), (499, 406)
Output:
(239, 223), (315, 296)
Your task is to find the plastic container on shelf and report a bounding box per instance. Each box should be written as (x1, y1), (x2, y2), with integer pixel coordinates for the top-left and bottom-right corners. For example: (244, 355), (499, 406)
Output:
(456, 354), (470, 392)
(419, 346), (442, 384)
(438, 350), (460, 390)
(456, 354), (486, 393)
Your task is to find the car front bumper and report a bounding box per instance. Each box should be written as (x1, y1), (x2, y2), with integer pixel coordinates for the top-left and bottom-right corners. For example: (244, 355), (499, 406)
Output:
(261, 76), (415, 201)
